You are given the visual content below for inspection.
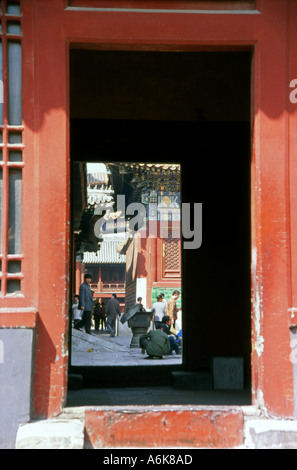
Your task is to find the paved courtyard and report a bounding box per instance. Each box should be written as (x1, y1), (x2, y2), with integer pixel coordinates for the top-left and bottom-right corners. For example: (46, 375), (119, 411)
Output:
(71, 327), (183, 367)
(68, 327), (252, 408)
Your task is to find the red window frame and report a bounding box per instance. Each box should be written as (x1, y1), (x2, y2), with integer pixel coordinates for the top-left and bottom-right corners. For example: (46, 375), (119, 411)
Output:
(0, 0), (24, 298)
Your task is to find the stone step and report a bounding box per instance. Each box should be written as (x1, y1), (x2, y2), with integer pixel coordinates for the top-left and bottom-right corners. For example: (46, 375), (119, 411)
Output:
(15, 417), (85, 449)
(245, 419), (297, 449)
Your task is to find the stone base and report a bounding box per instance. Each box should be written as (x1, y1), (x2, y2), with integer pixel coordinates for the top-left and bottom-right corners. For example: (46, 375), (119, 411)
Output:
(16, 418), (85, 449)
(245, 419), (297, 449)
(15, 408), (297, 449)
(129, 327), (149, 348)
(212, 357), (244, 390)
(0, 328), (34, 449)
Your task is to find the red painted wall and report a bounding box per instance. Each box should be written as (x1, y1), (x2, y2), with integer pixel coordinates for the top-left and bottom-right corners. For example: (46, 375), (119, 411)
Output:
(85, 407), (244, 448)
(5, 0), (295, 424)
(136, 221), (181, 308)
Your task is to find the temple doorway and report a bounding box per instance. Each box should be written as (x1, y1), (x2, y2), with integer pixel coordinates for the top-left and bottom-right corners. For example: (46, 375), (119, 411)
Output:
(68, 49), (251, 401)
(71, 159), (182, 368)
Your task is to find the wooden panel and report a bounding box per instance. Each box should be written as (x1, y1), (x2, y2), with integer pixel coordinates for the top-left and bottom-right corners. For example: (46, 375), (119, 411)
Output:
(68, 0), (256, 11)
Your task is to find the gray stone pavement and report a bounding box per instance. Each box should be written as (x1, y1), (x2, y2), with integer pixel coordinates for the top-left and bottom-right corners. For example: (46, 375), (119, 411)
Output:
(69, 326), (252, 409)
(67, 384), (252, 407)
(71, 326), (182, 367)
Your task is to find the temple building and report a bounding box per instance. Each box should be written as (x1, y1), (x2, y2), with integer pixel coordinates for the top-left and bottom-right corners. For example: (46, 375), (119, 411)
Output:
(113, 163), (182, 310)
(74, 162), (181, 311)
(74, 164), (127, 309)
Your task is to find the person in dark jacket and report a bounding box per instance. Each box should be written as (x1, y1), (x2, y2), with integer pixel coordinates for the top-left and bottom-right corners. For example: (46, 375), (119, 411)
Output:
(161, 315), (181, 354)
(139, 326), (171, 359)
(106, 293), (121, 337)
(74, 273), (93, 334)
(93, 298), (107, 330)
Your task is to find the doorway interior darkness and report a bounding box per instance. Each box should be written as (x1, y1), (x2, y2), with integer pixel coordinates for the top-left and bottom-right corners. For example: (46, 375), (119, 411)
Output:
(69, 49), (251, 399)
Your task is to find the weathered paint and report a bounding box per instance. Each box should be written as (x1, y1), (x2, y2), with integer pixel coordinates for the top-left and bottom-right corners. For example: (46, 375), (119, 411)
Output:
(0, 310), (37, 329)
(0, 0), (295, 433)
(85, 407), (244, 448)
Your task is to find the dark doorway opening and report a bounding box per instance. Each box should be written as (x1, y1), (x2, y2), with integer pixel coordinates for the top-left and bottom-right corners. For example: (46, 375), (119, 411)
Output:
(68, 49), (251, 405)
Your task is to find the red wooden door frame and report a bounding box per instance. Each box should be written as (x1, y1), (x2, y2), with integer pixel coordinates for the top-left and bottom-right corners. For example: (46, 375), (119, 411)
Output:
(16, 0), (297, 419)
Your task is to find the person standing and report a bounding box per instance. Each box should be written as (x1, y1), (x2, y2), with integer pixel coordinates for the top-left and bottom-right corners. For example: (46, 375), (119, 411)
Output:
(106, 293), (121, 337)
(74, 273), (93, 335)
(72, 295), (82, 327)
(136, 297), (145, 311)
(152, 294), (166, 328)
(166, 290), (180, 323)
(100, 301), (107, 330)
(93, 298), (101, 331)
(93, 299), (107, 330)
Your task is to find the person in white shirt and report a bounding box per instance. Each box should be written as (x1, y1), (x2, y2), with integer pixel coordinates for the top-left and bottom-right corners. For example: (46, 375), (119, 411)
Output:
(152, 295), (166, 328)
(72, 294), (82, 326)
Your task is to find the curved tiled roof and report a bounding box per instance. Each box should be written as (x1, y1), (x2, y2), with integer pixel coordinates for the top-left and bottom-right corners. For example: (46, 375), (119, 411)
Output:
(83, 238), (126, 264)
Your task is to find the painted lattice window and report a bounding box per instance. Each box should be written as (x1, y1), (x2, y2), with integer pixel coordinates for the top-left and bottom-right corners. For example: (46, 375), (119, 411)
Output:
(162, 229), (181, 278)
(0, 0), (23, 296)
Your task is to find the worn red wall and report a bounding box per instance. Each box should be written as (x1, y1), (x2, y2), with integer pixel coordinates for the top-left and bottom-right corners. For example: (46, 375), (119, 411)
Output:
(15, 0), (297, 422)
(85, 407), (244, 448)
(136, 221), (181, 308)
(250, 0), (296, 418)
(22, 0), (70, 418)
